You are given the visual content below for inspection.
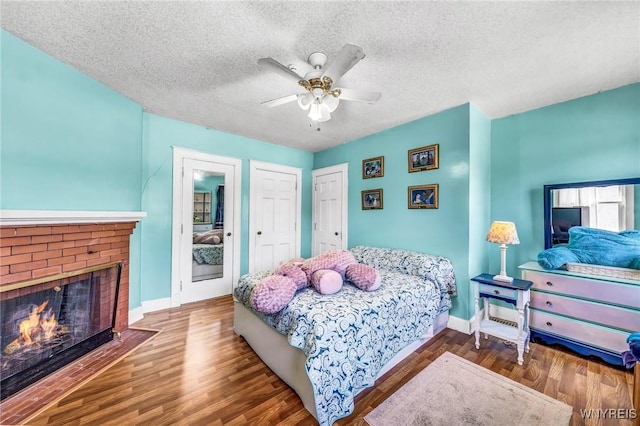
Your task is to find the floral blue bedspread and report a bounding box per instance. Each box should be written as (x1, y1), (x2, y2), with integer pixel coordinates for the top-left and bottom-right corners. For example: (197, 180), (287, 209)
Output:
(233, 246), (456, 426)
(192, 243), (223, 265)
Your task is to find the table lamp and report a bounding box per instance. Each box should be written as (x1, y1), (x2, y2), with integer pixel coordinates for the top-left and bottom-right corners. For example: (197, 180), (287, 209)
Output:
(486, 221), (520, 282)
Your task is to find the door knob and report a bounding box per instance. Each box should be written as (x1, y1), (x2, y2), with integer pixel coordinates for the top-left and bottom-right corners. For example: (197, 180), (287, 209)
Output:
(227, 232), (232, 237)
(334, 232), (339, 236)
(257, 231), (262, 235)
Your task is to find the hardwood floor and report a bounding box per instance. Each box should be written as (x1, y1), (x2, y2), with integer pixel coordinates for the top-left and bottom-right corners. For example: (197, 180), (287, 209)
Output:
(25, 296), (635, 426)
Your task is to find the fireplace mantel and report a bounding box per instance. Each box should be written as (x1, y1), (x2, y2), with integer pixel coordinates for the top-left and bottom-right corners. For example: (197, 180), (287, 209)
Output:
(0, 210), (146, 225)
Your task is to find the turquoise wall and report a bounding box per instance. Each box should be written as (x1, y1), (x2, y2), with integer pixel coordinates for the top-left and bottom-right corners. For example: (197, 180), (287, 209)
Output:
(491, 84), (640, 275)
(468, 105), (492, 301)
(1, 31), (145, 310)
(1, 30), (313, 309)
(1, 32), (143, 209)
(635, 186), (640, 229)
(314, 105), (472, 318)
(139, 114), (314, 302)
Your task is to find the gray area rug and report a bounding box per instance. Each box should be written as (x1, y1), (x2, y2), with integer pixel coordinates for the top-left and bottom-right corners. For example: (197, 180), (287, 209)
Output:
(365, 352), (572, 426)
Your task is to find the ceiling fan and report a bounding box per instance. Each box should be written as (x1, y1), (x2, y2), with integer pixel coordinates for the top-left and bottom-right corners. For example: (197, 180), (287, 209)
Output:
(257, 44), (381, 123)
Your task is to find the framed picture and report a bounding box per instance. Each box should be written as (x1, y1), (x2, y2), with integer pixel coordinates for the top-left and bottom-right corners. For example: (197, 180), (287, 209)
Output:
(408, 184), (438, 209)
(408, 144), (439, 173)
(362, 156), (384, 179)
(362, 189), (383, 210)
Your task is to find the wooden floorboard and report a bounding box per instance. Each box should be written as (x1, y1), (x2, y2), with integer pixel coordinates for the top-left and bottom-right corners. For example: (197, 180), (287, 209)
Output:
(18, 295), (636, 425)
(0, 328), (158, 426)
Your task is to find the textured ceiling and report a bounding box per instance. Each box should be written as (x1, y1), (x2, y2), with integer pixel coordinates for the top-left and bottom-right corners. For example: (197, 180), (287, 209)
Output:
(2, 1), (639, 152)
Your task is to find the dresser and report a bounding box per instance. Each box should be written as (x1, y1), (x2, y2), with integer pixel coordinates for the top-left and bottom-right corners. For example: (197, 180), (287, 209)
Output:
(519, 261), (640, 366)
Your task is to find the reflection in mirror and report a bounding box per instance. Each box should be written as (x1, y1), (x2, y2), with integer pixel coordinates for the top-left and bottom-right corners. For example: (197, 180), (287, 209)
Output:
(192, 170), (225, 282)
(544, 178), (640, 249)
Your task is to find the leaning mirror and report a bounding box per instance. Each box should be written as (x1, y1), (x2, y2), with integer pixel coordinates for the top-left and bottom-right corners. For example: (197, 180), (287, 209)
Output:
(543, 177), (640, 249)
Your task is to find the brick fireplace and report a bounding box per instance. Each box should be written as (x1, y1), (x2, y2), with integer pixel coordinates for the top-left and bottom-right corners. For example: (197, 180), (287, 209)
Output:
(0, 210), (145, 400)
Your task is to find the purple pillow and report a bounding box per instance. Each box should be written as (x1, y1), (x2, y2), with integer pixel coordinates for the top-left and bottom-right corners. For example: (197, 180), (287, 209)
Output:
(250, 275), (297, 314)
(301, 249), (356, 279)
(310, 269), (343, 295)
(346, 264), (381, 291)
(275, 263), (308, 290)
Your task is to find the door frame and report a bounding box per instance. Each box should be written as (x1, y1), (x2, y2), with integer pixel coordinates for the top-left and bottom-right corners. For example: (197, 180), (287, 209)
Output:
(312, 163), (349, 254)
(171, 146), (242, 307)
(248, 160), (302, 273)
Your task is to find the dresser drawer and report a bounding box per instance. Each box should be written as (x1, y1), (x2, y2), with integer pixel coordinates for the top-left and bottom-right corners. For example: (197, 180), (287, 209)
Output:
(530, 291), (640, 332)
(530, 309), (629, 353)
(523, 270), (640, 309)
(478, 284), (518, 301)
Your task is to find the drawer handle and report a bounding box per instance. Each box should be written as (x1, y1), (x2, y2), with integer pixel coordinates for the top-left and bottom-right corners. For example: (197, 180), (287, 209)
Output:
(546, 281), (553, 287)
(545, 301), (553, 307)
(546, 321), (553, 327)
(493, 290), (500, 295)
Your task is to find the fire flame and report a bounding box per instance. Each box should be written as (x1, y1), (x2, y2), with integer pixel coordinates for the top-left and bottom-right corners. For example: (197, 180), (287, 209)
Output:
(4, 300), (62, 355)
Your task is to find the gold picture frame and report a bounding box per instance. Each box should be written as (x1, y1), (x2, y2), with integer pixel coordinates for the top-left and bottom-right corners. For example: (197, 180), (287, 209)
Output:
(408, 144), (439, 173)
(408, 184), (438, 209)
(361, 189), (383, 210)
(362, 156), (384, 179)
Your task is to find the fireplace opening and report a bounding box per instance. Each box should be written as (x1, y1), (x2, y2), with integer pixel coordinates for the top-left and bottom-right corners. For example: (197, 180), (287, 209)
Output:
(0, 262), (121, 400)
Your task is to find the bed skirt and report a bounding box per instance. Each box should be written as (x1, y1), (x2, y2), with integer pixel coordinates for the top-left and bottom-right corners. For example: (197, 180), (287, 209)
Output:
(233, 301), (449, 421)
(192, 261), (223, 281)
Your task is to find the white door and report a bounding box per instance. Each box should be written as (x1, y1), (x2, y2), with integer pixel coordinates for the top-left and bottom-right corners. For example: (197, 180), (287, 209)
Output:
(249, 161), (301, 273)
(181, 159), (235, 303)
(171, 148), (242, 308)
(312, 164), (348, 256)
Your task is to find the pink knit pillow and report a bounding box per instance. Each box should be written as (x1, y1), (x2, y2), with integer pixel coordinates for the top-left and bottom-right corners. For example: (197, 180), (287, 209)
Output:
(301, 250), (357, 279)
(332, 250), (357, 277)
(275, 262), (308, 290)
(345, 264), (381, 291)
(310, 269), (343, 295)
(251, 275), (297, 314)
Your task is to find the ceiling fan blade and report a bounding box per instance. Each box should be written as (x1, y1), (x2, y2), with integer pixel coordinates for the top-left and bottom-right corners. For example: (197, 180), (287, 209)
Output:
(260, 94), (299, 108)
(257, 58), (304, 83)
(336, 88), (381, 104)
(322, 44), (365, 84)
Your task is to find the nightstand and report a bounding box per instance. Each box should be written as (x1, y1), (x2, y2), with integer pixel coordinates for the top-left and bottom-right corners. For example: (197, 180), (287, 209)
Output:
(471, 274), (533, 365)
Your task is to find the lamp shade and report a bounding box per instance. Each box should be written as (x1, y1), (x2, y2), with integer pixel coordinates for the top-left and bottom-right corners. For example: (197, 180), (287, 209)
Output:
(486, 221), (520, 245)
(297, 93), (314, 110)
(308, 100), (331, 122)
(323, 93), (339, 112)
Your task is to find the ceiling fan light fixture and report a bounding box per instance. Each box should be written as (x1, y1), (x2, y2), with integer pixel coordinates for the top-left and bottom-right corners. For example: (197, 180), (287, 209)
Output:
(258, 44), (380, 127)
(308, 101), (323, 121)
(312, 87), (324, 99)
(297, 93), (314, 110)
(309, 101), (331, 122)
(323, 94), (339, 113)
(319, 104), (331, 122)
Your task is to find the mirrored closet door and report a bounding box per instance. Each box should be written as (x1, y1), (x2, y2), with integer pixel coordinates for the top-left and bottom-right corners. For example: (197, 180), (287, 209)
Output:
(181, 159), (235, 303)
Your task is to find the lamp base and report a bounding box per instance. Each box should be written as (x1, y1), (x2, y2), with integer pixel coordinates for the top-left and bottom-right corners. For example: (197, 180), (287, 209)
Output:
(493, 274), (514, 283)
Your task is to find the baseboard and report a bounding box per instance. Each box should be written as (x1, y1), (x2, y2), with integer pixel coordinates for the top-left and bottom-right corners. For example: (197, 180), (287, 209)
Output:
(448, 305), (518, 335)
(447, 314), (472, 335)
(128, 306), (144, 325)
(141, 297), (172, 313)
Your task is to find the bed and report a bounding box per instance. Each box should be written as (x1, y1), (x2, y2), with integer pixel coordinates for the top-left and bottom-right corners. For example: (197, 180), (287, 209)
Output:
(233, 245), (457, 425)
(192, 226), (224, 281)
